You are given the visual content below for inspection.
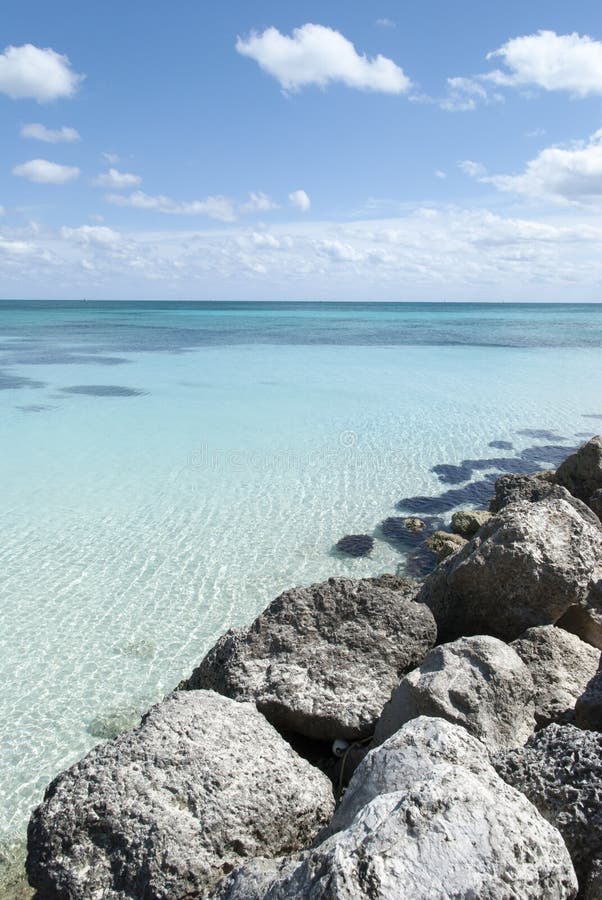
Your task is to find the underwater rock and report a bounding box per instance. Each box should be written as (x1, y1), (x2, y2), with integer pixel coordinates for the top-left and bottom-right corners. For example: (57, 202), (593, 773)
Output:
(334, 533), (374, 557)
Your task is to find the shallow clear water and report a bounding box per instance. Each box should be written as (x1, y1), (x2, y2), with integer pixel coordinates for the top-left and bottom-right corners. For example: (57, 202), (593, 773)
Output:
(1, 301), (602, 879)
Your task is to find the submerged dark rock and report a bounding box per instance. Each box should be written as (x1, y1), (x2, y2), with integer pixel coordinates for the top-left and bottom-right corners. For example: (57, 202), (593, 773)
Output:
(379, 515), (442, 549)
(61, 384), (146, 397)
(516, 429), (568, 441)
(0, 369), (45, 390)
(179, 577), (436, 741)
(334, 533), (373, 557)
(397, 476), (497, 514)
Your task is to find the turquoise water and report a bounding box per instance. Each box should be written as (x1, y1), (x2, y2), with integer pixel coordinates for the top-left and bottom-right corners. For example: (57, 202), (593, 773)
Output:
(1, 301), (602, 880)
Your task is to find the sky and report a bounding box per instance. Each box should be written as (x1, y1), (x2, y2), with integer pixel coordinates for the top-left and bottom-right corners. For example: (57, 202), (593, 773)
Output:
(1, 0), (602, 300)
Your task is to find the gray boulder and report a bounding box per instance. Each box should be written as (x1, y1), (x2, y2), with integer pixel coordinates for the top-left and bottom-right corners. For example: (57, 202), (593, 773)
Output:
(585, 858), (602, 900)
(557, 436), (602, 502)
(179, 577), (436, 741)
(451, 508), (492, 537)
(418, 497), (602, 643)
(590, 489), (602, 521)
(489, 470), (559, 513)
(373, 635), (536, 751)
(511, 626), (600, 727)
(26, 691), (334, 899)
(216, 718), (578, 900)
(495, 723), (602, 889)
(575, 657), (602, 731)
(330, 715), (506, 833)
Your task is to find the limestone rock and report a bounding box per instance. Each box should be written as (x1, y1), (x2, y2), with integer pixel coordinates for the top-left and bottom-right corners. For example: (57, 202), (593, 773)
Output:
(329, 715), (499, 833)
(418, 497), (602, 643)
(557, 436), (602, 502)
(26, 691), (334, 899)
(575, 658), (602, 731)
(511, 626), (600, 727)
(590, 489), (602, 521)
(489, 470), (558, 513)
(426, 529), (467, 560)
(495, 723), (602, 889)
(216, 718), (578, 900)
(373, 635), (536, 751)
(451, 508), (492, 537)
(585, 858), (602, 900)
(179, 577), (436, 740)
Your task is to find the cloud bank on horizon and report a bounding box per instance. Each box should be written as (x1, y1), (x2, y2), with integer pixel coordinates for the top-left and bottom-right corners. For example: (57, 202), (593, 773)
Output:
(1, 1), (602, 300)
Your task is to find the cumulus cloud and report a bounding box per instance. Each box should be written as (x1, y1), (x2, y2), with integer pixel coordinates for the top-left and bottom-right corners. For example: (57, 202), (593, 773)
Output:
(444, 30), (602, 111)
(375, 18), (396, 28)
(94, 168), (142, 189)
(486, 30), (602, 96)
(236, 23), (411, 94)
(434, 170), (447, 179)
(106, 190), (237, 221)
(239, 191), (279, 214)
(289, 189), (311, 212)
(21, 123), (80, 143)
(12, 158), (80, 184)
(482, 129), (602, 202)
(0, 44), (83, 102)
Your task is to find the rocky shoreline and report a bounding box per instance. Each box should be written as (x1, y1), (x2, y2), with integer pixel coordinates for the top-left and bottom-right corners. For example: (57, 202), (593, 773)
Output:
(24, 436), (602, 898)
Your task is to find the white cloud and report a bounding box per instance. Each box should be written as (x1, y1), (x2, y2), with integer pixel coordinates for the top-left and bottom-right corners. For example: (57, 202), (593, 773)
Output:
(239, 191), (279, 214)
(444, 30), (602, 111)
(439, 75), (503, 112)
(4, 206), (602, 299)
(486, 30), (602, 96)
(12, 159), (80, 184)
(375, 18), (396, 28)
(236, 23), (411, 94)
(21, 123), (80, 143)
(60, 225), (121, 245)
(94, 168), (142, 189)
(289, 189), (311, 212)
(482, 129), (602, 202)
(106, 190), (237, 221)
(434, 169), (447, 179)
(102, 152), (119, 164)
(459, 160), (487, 178)
(0, 44), (82, 102)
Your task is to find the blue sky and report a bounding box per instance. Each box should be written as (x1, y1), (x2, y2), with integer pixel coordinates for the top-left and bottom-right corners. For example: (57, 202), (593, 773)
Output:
(1, 0), (602, 300)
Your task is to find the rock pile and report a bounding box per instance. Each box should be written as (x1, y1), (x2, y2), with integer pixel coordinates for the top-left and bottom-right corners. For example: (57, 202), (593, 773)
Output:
(26, 436), (602, 899)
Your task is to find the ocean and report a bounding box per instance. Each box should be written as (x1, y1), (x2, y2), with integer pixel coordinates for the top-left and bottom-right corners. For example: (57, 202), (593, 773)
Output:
(2, 300), (602, 884)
